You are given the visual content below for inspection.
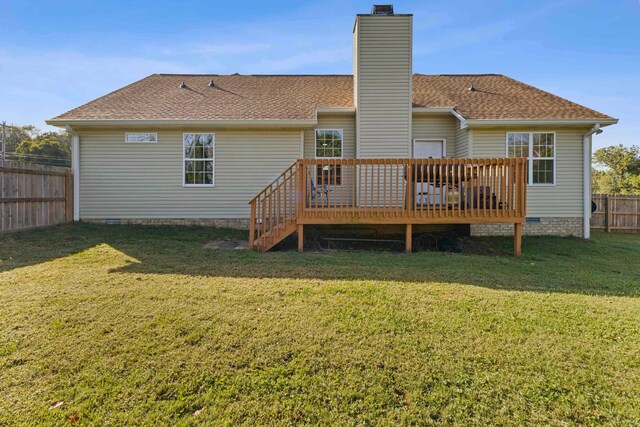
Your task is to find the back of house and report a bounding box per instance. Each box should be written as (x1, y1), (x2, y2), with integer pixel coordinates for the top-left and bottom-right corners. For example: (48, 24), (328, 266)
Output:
(48, 4), (616, 251)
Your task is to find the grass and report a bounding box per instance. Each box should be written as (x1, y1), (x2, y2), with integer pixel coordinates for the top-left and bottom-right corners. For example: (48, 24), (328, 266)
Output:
(1, 224), (639, 426)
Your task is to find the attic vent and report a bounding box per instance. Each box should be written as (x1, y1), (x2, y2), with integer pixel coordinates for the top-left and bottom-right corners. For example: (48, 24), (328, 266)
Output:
(468, 85), (477, 92)
(179, 81), (187, 89)
(208, 80), (215, 87)
(371, 4), (394, 15)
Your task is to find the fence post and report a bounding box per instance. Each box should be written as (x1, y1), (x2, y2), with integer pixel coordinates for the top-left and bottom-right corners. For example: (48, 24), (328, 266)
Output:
(604, 194), (611, 233)
(65, 169), (74, 222)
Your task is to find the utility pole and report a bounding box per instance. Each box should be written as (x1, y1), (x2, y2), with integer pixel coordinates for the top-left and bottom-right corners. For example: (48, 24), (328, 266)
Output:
(1, 121), (5, 161)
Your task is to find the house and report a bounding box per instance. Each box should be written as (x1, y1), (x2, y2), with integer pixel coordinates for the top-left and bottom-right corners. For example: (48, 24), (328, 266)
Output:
(47, 5), (617, 255)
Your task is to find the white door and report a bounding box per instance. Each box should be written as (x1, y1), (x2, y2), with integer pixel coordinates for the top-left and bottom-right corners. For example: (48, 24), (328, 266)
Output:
(413, 139), (445, 205)
(414, 140), (444, 159)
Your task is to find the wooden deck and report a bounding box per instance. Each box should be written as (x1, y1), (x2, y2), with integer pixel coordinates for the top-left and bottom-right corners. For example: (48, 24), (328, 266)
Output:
(249, 158), (527, 255)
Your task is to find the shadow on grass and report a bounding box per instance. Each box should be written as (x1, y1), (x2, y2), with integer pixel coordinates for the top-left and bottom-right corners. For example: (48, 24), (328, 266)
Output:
(2, 223), (639, 298)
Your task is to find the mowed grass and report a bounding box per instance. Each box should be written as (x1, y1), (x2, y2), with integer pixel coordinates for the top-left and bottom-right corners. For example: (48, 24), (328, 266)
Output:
(1, 224), (639, 426)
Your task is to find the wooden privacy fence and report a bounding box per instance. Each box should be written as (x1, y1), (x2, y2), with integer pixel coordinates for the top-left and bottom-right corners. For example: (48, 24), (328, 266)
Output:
(1, 160), (73, 232)
(592, 194), (640, 233)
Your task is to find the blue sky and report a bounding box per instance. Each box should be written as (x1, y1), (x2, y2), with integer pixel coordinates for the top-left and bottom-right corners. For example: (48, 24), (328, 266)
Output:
(0, 0), (638, 150)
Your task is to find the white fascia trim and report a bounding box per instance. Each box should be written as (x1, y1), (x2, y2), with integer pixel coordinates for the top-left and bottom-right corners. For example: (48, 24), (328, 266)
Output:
(46, 119), (319, 128)
(412, 107), (468, 129)
(316, 107), (356, 114)
(466, 118), (618, 127)
(582, 124), (603, 239)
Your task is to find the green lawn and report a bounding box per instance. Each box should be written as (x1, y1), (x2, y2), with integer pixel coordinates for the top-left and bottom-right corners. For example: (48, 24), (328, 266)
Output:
(1, 224), (639, 426)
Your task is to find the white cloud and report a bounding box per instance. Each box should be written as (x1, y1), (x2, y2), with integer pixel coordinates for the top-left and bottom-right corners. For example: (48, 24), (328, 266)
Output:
(414, 19), (517, 56)
(0, 50), (191, 129)
(0, 9), (357, 130)
(158, 42), (271, 56)
(250, 47), (351, 73)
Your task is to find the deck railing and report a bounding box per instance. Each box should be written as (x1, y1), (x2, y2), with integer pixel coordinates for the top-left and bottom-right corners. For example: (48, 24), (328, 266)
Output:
(249, 157), (527, 251)
(298, 157), (527, 223)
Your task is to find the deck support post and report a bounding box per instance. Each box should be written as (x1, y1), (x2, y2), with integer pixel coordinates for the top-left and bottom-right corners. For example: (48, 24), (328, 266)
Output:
(405, 223), (412, 253)
(297, 224), (304, 252)
(514, 223), (522, 257)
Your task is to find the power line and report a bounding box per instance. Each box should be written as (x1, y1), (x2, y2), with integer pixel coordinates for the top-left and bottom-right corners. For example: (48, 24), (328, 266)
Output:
(4, 151), (69, 159)
(1, 121), (72, 166)
(2, 151), (71, 166)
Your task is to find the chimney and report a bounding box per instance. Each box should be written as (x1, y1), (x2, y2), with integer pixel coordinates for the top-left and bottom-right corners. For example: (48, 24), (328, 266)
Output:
(371, 5), (394, 15)
(354, 5), (413, 158)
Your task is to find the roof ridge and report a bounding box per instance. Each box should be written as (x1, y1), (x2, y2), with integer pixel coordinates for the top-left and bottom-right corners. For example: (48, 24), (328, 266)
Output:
(157, 73), (353, 77)
(413, 73), (504, 77)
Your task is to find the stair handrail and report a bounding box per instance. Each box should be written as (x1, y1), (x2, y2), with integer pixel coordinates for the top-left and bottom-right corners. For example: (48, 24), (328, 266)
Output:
(248, 160), (300, 205)
(249, 159), (301, 250)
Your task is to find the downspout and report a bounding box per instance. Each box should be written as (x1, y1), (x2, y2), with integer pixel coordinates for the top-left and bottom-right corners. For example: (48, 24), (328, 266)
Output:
(66, 125), (80, 221)
(582, 124), (602, 239)
(450, 108), (468, 129)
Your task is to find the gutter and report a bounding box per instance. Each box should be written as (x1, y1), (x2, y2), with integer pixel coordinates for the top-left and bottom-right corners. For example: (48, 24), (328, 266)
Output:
(407, 113), (618, 130)
(316, 107), (356, 114)
(46, 119), (319, 128)
(465, 118), (618, 127)
(412, 107), (456, 113)
(582, 124), (603, 239)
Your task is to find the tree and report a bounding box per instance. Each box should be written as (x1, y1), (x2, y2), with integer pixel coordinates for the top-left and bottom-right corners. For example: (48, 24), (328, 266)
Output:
(2, 124), (38, 153)
(15, 132), (71, 165)
(3, 125), (71, 166)
(592, 144), (640, 194)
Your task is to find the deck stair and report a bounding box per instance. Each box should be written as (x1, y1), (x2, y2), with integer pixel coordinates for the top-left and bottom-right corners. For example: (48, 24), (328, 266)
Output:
(253, 219), (297, 252)
(249, 161), (301, 252)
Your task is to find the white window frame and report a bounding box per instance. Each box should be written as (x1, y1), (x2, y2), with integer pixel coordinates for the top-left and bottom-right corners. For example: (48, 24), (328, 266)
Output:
(182, 132), (215, 188)
(506, 131), (556, 186)
(125, 132), (157, 143)
(314, 129), (344, 159)
(314, 129), (343, 186)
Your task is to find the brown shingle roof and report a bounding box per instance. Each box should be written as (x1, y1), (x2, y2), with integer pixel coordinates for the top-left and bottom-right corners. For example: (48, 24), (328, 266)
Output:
(412, 74), (612, 120)
(50, 73), (613, 122)
(52, 74), (354, 122)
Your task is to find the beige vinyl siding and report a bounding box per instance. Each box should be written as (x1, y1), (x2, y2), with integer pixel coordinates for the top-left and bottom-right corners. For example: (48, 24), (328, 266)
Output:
(303, 114), (356, 158)
(354, 15), (412, 158)
(472, 127), (588, 217)
(303, 114), (357, 203)
(78, 128), (301, 219)
(455, 127), (469, 157)
(411, 114), (458, 157)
